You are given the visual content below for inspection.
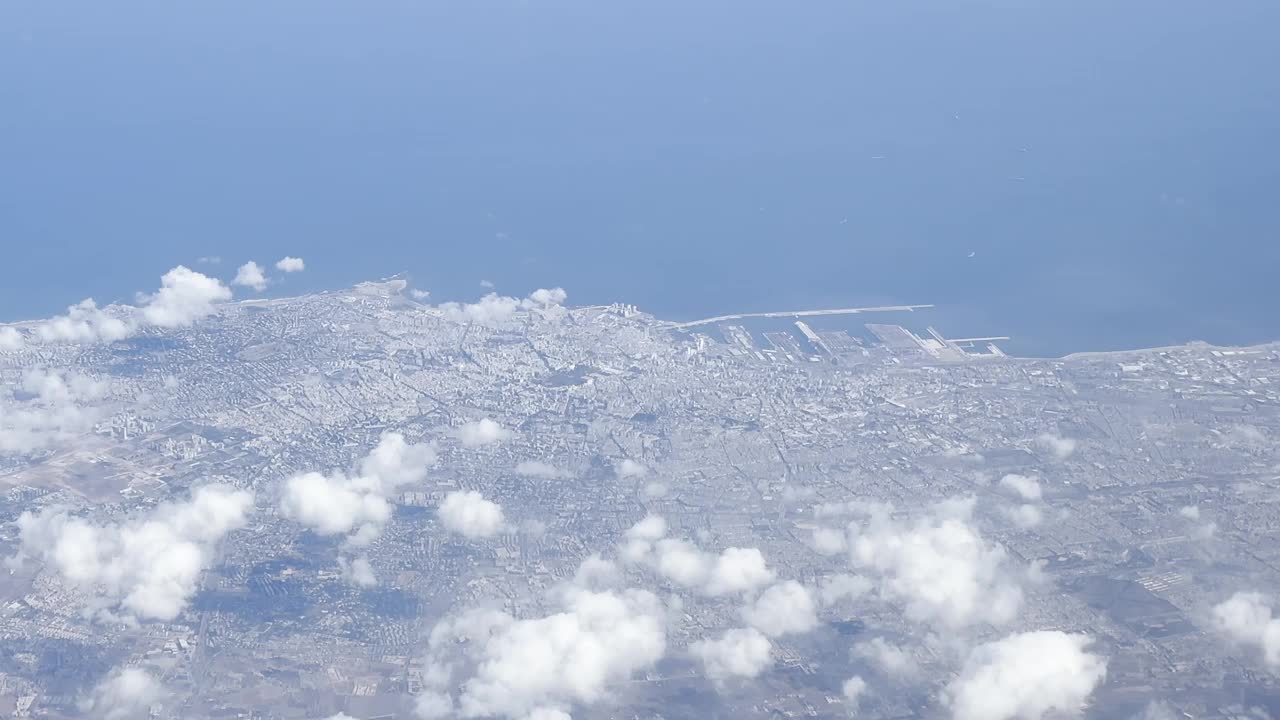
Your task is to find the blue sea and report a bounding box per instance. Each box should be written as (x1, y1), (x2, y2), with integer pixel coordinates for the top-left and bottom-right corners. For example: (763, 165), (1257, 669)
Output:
(2, 0), (1278, 357)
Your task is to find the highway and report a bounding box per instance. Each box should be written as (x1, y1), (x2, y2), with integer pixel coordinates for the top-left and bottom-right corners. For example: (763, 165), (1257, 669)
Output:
(668, 304), (934, 329)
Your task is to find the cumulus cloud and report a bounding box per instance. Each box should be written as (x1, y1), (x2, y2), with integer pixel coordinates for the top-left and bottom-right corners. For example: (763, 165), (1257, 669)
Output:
(276, 256), (305, 272)
(706, 547), (776, 596)
(621, 516), (774, 597)
(80, 667), (166, 720)
(643, 481), (669, 499)
(1212, 591), (1280, 667)
(438, 490), (506, 539)
(417, 583), (667, 719)
(781, 485), (816, 503)
(1001, 503), (1043, 530)
(515, 460), (570, 480)
(139, 265), (233, 328)
(34, 299), (133, 344)
(946, 631), (1107, 720)
(280, 432), (435, 575)
(232, 261), (269, 291)
(455, 418), (513, 448)
(527, 287), (567, 307)
(741, 580), (818, 638)
(440, 293), (521, 324)
(844, 497), (1023, 630)
(1, 369), (107, 454)
(842, 675), (868, 709)
(12, 485), (253, 622)
(21, 266), (232, 347)
(573, 554), (621, 591)
(1036, 432), (1077, 461)
(691, 627), (773, 681)
(1179, 506), (1215, 539)
(855, 637), (918, 678)
(615, 459), (648, 479)
(1000, 474), (1042, 502)
(436, 288), (567, 326)
(340, 556), (377, 588)
(813, 526), (848, 555)
(281, 471), (391, 539)
(820, 573), (873, 606)
(620, 514), (667, 563)
(0, 326), (24, 351)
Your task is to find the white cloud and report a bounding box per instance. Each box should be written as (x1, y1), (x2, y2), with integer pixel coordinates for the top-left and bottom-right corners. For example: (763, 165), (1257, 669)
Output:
(410, 288), (431, 300)
(276, 256), (306, 272)
(281, 433), (435, 552)
(515, 460), (570, 480)
(741, 580), (818, 638)
(781, 485), (816, 503)
(456, 418), (513, 448)
(643, 481), (669, 499)
(706, 547), (775, 596)
(622, 516), (775, 597)
(813, 526), (848, 555)
(436, 287), (567, 326)
(572, 554), (620, 591)
(999, 474), (1042, 502)
(652, 538), (710, 586)
(439, 293), (522, 325)
(281, 471), (391, 538)
(820, 573), (873, 606)
(34, 299), (133, 344)
(21, 266), (232, 347)
(946, 631), (1107, 720)
(1001, 503), (1043, 530)
(1, 369), (107, 454)
(527, 287), (567, 307)
(340, 556), (377, 588)
(1178, 505), (1200, 520)
(0, 326), (23, 351)
(358, 432), (436, 489)
(615, 459), (648, 479)
(438, 490), (506, 539)
(415, 691), (453, 720)
(417, 585), (666, 720)
(140, 265), (233, 328)
(842, 675), (868, 709)
(845, 497), (1023, 630)
(690, 627), (773, 681)
(620, 514), (666, 563)
(1036, 432), (1077, 461)
(479, 279), (495, 289)
(855, 637), (918, 678)
(80, 667), (166, 720)
(233, 261), (269, 291)
(12, 485), (253, 622)
(1212, 591), (1280, 667)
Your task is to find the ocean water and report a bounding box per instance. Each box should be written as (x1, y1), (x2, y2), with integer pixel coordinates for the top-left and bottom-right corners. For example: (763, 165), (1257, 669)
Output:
(2, 0), (1278, 357)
